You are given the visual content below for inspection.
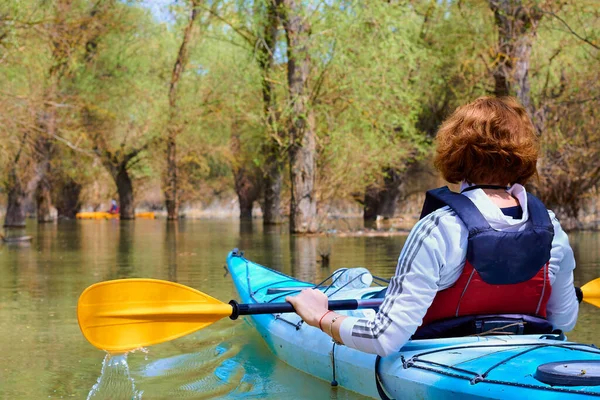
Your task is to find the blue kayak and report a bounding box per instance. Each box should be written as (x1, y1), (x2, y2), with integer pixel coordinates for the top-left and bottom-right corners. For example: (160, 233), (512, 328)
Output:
(227, 249), (600, 399)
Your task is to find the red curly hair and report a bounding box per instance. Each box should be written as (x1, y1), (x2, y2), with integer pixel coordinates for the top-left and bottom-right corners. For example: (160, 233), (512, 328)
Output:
(434, 96), (539, 185)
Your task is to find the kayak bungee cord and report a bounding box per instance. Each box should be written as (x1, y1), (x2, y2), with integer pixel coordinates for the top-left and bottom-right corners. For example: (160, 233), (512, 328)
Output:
(399, 342), (600, 397)
(245, 259), (305, 330)
(263, 267), (387, 303)
(375, 341), (600, 400)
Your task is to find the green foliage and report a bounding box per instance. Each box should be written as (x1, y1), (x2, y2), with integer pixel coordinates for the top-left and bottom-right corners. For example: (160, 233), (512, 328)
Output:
(0, 0), (598, 219)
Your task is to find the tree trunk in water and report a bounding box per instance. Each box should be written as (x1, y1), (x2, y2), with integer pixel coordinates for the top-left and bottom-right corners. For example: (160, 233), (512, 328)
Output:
(36, 175), (53, 223)
(116, 168), (135, 220)
(164, 3), (198, 220)
(166, 222), (179, 281)
(363, 168), (403, 221)
(263, 155), (283, 224)
(282, 0), (318, 234)
(3, 131), (41, 227)
(231, 134), (262, 220)
(489, 1), (542, 114)
(54, 178), (82, 218)
(35, 98), (57, 223)
(35, 140), (53, 223)
(260, 0), (284, 225)
(165, 133), (178, 220)
(4, 171), (28, 228)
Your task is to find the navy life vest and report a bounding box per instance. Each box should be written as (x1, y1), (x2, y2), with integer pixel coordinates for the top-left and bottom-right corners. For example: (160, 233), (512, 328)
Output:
(417, 186), (554, 328)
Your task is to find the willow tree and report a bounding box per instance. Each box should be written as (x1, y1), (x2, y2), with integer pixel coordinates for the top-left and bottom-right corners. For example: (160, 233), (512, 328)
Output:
(207, 0), (285, 222)
(303, 1), (436, 222)
(75, 4), (172, 219)
(164, 1), (210, 220)
(0, 0), (111, 226)
(527, 1), (600, 227)
(153, 9), (265, 215)
(280, 0), (318, 233)
(256, 0), (284, 224)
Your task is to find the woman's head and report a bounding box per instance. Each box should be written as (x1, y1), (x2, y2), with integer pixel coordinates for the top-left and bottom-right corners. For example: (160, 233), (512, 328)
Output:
(434, 96), (538, 185)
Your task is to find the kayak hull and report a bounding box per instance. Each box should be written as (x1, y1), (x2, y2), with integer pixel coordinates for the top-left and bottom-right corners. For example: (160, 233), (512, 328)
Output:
(227, 250), (600, 399)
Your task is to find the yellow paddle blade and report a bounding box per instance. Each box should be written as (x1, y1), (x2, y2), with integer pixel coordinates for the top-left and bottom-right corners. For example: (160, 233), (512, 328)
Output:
(77, 279), (233, 353)
(582, 277), (600, 308)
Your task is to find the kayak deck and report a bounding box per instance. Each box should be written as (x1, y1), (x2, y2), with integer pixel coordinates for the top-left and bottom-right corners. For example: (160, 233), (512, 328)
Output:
(227, 250), (600, 399)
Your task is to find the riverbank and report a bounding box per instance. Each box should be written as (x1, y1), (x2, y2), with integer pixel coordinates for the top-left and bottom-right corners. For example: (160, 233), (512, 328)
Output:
(4, 186), (600, 233)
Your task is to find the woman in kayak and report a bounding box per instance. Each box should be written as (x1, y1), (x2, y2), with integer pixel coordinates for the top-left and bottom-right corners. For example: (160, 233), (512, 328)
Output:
(287, 96), (579, 356)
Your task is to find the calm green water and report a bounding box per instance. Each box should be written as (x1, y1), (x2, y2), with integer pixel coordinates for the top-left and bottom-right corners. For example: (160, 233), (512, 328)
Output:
(0, 219), (598, 399)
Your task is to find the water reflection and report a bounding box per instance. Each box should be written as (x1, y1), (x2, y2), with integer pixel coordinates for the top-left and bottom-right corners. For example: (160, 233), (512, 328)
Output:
(165, 222), (179, 281)
(262, 224), (285, 271)
(290, 235), (318, 282)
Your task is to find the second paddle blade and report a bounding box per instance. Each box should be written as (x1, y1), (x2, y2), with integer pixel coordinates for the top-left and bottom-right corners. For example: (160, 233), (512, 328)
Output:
(77, 279), (233, 353)
(582, 278), (600, 308)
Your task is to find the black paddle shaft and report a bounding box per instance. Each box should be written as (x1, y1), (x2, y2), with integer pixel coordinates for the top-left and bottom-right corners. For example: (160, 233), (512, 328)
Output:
(228, 286), (584, 320)
(228, 298), (384, 320)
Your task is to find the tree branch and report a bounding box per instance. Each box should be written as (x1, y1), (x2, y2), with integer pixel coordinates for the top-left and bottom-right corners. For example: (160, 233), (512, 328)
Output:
(543, 11), (600, 51)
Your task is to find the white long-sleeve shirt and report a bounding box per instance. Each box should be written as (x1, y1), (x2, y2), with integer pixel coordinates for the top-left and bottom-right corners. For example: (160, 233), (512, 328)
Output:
(339, 183), (579, 357)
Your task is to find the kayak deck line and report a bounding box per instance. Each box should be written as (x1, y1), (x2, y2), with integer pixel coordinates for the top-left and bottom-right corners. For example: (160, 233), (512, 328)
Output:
(228, 250), (600, 399)
(406, 361), (600, 397)
(401, 341), (600, 394)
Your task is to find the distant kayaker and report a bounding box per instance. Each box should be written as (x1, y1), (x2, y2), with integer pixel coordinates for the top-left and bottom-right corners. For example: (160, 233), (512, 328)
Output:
(287, 96), (579, 357)
(109, 199), (119, 214)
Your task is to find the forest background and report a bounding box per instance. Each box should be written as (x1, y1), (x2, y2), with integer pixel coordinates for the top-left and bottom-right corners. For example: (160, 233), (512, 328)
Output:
(0, 0), (598, 233)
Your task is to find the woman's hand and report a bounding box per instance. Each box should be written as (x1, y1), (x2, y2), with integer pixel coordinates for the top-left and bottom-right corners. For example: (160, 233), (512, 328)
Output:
(286, 289), (329, 327)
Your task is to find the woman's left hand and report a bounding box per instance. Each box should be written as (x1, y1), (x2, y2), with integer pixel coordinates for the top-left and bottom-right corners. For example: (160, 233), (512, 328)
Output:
(286, 289), (329, 327)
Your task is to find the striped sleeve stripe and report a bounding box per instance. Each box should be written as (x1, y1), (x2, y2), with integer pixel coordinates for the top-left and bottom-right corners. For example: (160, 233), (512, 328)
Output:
(359, 210), (447, 322)
(353, 211), (440, 329)
(351, 209), (454, 339)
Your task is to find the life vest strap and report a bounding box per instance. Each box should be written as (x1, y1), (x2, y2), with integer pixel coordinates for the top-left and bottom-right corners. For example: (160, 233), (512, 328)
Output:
(420, 187), (491, 234)
(420, 186), (554, 233)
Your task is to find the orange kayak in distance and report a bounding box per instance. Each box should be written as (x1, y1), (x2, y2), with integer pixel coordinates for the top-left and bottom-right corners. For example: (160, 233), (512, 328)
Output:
(75, 212), (155, 220)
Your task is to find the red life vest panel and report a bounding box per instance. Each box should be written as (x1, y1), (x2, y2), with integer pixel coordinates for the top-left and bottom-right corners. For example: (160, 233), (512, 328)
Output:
(417, 187), (554, 327)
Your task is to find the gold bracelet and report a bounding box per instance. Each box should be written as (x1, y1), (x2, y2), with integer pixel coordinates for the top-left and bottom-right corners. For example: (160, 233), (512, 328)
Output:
(329, 315), (340, 337)
(329, 316), (343, 345)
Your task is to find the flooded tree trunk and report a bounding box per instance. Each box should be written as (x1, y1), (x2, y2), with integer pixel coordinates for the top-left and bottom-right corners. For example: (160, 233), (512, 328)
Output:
(282, 0), (318, 234)
(165, 133), (178, 220)
(231, 134), (262, 220)
(363, 168), (403, 221)
(36, 176), (53, 223)
(164, 3), (199, 221)
(34, 137), (55, 222)
(4, 171), (28, 228)
(94, 153), (140, 221)
(89, 122), (146, 222)
(263, 158), (283, 224)
(4, 133), (44, 227)
(35, 136), (54, 223)
(54, 178), (82, 219)
(115, 167), (135, 220)
(238, 198), (254, 220)
(259, 0), (284, 225)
